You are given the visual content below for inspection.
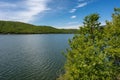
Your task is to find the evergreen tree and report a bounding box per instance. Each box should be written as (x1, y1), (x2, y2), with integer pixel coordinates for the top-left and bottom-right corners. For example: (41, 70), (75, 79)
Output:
(58, 11), (120, 80)
(104, 8), (120, 79)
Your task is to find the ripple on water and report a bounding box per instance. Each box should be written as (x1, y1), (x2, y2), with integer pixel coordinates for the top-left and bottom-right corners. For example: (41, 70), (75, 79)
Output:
(0, 34), (73, 80)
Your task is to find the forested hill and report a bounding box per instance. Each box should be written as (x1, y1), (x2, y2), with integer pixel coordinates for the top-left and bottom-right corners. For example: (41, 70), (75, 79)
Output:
(0, 21), (78, 34)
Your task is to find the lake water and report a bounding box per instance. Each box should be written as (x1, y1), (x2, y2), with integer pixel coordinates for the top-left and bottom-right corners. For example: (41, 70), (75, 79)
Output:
(0, 34), (74, 80)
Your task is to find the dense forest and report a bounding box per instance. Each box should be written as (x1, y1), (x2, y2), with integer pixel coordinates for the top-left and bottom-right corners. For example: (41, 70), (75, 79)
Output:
(58, 8), (120, 80)
(0, 21), (78, 34)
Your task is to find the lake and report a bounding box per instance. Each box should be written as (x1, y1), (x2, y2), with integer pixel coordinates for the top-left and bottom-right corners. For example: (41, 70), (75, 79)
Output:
(0, 34), (74, 80)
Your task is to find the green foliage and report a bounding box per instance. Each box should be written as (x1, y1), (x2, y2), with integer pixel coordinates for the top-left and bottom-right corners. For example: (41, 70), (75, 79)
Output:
(58, 9), (120, 80)
(104, 8), (120, 79)
(0, 21), (78, 34)
(83, 13), (101, 28)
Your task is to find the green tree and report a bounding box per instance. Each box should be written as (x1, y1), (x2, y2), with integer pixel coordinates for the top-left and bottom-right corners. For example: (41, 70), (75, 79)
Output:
(81, 14), (101, 41)
(58, 12), (119, 80)
(104, 8), (120, 79)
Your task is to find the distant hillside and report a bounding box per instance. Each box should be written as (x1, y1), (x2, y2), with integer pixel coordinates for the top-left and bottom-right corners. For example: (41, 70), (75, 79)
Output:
(0, 21), (78, 34)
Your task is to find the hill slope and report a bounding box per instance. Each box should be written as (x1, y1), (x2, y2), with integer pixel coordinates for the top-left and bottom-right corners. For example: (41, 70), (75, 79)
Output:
(0, 21), (78, 34)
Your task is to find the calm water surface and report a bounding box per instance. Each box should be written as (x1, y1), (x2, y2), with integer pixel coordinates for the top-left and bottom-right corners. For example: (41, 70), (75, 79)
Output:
(0, 34), (73, 80)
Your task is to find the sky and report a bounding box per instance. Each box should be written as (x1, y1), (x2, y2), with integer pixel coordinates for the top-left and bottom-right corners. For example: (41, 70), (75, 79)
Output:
(0, 0), (120, 29)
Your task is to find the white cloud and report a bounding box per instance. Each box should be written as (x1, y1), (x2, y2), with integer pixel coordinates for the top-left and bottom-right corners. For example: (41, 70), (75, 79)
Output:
(69, 0), (89, 13)
(71, 15), (77, 19)
(58, 24), (80, 29)
(76, 2), (87, 8)
(101, 21), (106, 25)
(0, 0), (51, 22)
(69, 9), (77, 13)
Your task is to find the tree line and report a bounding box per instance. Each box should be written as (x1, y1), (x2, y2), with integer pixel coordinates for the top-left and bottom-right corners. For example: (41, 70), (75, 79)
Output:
(0, 21), (78, 34)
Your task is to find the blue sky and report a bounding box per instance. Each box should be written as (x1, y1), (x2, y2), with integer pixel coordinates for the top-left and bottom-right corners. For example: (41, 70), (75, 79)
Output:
(0, 0), (120, 29)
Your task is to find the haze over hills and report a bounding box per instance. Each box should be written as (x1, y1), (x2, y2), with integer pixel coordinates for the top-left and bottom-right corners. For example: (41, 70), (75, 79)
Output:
(0, 21), (78, 34)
